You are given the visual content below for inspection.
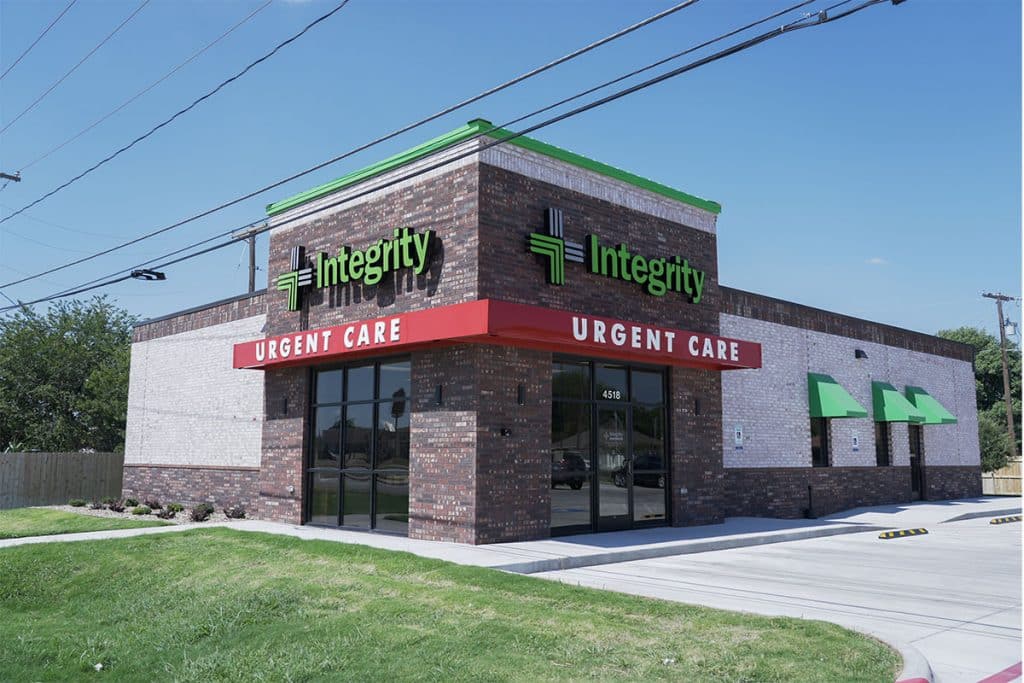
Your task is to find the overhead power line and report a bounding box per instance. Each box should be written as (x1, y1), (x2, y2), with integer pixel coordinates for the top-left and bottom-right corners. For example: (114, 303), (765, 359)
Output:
(0, 0), (353, 225)
(0, 0), (899, 313)
(16, 0), (273, 173)
(0, 0), (79, 82)
(0, 0), (150, 136)
(0, 0), (703, 286)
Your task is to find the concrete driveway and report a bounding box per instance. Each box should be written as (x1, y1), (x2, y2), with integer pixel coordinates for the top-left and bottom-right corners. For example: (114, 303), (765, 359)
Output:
(537, 515), (1021, 683)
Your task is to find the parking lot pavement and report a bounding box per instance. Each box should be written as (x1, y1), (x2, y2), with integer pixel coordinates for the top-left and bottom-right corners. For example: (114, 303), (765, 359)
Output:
(537, 516), (1021, 683)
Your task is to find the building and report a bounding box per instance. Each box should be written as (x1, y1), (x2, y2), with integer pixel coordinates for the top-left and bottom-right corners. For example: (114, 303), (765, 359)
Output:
(123, 119), (981, 544)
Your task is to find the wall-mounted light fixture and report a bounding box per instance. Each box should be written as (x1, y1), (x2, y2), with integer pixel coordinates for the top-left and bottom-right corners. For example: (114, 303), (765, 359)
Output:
(694, 398), (702, 415)
(517, 384), (525, 405)
(280, 397), (288, 416)
(854, 349), (868, 360)
(434, 384), (443, 406)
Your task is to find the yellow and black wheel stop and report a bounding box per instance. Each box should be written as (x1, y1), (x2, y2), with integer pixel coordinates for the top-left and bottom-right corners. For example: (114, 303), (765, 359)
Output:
(878, 528), (928, 539)
(990, 515), (1022, 525)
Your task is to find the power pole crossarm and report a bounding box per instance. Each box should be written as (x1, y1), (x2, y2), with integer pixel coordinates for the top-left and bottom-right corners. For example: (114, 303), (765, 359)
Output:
(0, 172), (21, 182)
(983, 292), (1020, 460)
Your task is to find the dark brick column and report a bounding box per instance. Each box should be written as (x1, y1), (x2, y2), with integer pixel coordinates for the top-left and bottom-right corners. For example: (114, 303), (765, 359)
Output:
(258, 366), (307, 523)
(473, 346), (551, 543)
(670, 367), (724, 526)
(409, 346), (480, 543)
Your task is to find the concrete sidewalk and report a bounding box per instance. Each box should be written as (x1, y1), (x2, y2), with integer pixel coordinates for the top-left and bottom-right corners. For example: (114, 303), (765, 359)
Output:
(3, 497), (1017, 575)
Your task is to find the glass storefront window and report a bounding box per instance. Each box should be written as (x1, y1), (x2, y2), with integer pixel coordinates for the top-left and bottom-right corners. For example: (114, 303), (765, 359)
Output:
(347, 364), (375, 402)
(595, 364), (628, 402)
(553, 362), (590, 400)
(307, 358), (411, 533)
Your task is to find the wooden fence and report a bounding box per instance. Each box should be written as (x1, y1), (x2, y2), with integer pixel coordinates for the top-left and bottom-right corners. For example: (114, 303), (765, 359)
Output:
(0, 452), (124, 509)
(982, 458), (1022, 496)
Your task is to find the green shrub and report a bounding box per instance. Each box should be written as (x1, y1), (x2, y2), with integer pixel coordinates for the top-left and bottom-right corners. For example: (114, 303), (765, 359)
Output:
(131, 506), (151, 516)
(68, 499), (86, 507)
(124, 497), (139, 507)
(190, 503), (214, 522)
(167, 503), (184, 513)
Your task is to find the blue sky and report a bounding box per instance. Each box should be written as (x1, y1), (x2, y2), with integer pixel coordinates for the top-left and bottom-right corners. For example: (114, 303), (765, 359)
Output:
(0, 0), (1019, 337)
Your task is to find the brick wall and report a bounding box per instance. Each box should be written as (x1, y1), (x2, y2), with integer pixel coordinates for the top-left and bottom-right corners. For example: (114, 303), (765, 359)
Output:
(258, 366), (307, 523)
(123, 465), (259, 511)
(720, 287), (974, 361)
(719, 313), (980, 470)
(265, 166), (479, 339)
(723, 467), (913, 518)
(133, 291), (266, 343)
(125, 313), (266, 470)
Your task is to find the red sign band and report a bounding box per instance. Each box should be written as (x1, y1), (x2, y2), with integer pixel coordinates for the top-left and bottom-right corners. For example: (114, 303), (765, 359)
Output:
(233, 299), (762, 371)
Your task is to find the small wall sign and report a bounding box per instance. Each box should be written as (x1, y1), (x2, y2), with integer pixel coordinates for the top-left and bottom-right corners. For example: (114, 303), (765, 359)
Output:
(734, 424), (744, 450)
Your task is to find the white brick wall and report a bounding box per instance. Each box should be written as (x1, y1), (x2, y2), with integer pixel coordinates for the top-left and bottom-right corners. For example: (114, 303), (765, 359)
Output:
(124, 315), (266, 468)
(720, 313), (980, 468)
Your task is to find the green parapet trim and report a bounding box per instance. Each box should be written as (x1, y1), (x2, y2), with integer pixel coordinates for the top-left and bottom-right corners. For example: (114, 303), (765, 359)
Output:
(808, 373), (869, 419)
(872, 381), (926, 423)
(905, 386), (958, 424)
(267, 119), (721, 216)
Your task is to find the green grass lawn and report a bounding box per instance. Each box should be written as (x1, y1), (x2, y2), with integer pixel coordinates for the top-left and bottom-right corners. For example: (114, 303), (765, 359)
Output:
(0, 508), (169, 539)
(0, 528), (898, 682)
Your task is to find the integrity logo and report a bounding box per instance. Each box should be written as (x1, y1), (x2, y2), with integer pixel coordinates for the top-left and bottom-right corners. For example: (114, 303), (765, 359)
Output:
(276, 227), (435, 311)
(528, 209), (585, 286)
(528, 208), (705, 303)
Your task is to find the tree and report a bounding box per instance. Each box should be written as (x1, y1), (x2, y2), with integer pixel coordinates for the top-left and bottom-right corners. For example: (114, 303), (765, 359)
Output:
(0, 297), (135, 452)
(938, 326), (1021, 471)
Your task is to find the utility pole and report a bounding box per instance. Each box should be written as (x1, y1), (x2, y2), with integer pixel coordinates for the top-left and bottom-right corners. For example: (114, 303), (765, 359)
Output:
(231, 224), (265, 294)
(983, 292), (1020, 460)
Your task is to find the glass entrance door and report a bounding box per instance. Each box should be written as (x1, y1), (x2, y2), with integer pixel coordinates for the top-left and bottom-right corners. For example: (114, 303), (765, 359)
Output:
(551, 360), (669, 535)
(596, 406), (630, 530)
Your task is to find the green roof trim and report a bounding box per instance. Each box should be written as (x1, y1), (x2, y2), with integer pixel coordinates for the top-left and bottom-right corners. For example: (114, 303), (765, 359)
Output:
(808, 373), (869, 419)
(905, 386), (957, 425)
(266, 119), (722, 216)
(872, 381), (926, 423)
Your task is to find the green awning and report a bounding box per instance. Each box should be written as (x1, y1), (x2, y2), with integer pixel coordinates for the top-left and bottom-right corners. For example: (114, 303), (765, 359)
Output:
(905, 386), (958, 424)
(808, 373), (869, 418)
(872, 382), (926, 423)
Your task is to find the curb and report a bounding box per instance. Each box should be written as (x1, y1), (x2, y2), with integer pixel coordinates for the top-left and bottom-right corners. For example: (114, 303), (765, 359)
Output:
(941, 507), (1022, 523)
(496, 523), (884, 574)
(892, 638), (934, 683)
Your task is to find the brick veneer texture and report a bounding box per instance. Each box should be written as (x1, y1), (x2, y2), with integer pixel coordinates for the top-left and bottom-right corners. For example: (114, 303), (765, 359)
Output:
(720, 287), (973, 362)
(258, 366), (307, 523)
(264, 166), (479, 339)
(123, 465), (259, 511)
(134, 291), (266, 342)
(723, 465), (982, 519)
(925, 465), (983, 500)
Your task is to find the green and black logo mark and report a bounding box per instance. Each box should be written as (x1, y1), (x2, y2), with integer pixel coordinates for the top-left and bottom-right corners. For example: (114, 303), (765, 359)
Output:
(276, 227), (435, 311)
(277, 246), (314, 311)
(527, 208), (706, 303)
(528, 208), (585, 285)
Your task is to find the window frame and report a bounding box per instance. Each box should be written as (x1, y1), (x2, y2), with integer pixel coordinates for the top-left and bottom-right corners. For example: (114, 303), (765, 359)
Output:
(305, 355), (411, 533)
(810, 416), (831, 467)
(874, 421), (891, 467)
